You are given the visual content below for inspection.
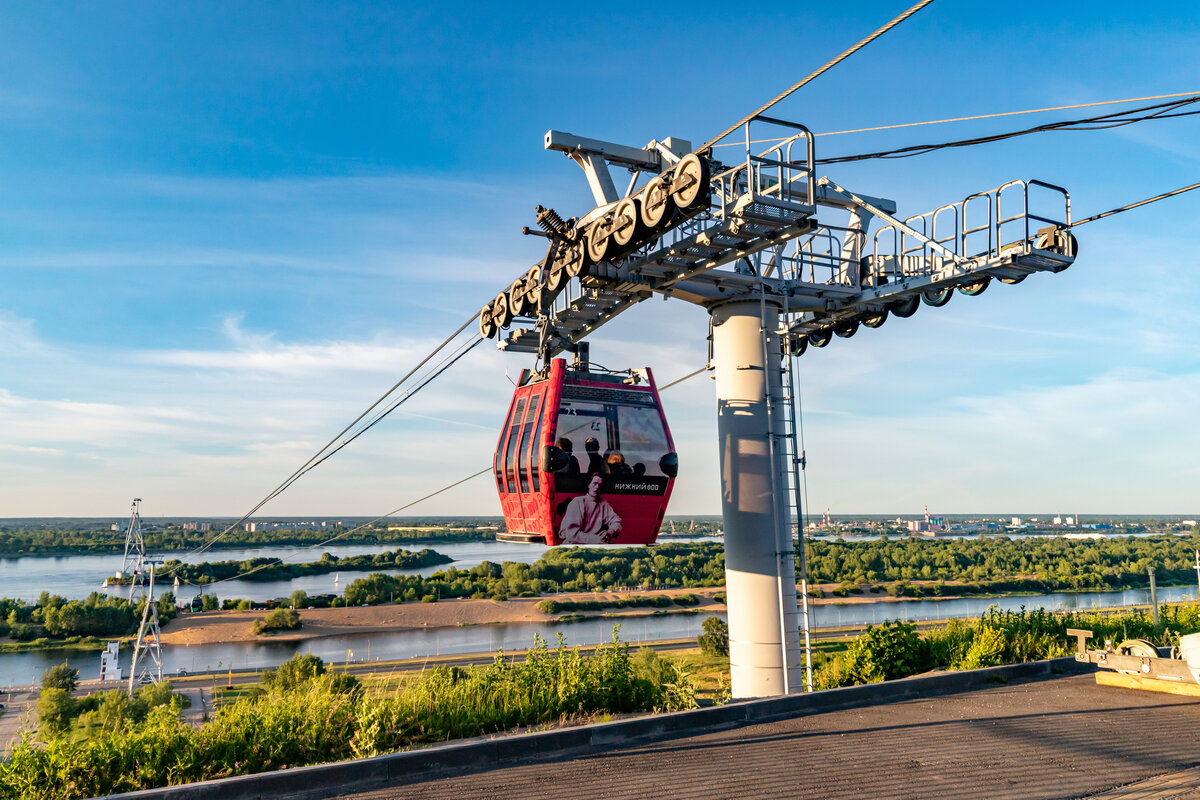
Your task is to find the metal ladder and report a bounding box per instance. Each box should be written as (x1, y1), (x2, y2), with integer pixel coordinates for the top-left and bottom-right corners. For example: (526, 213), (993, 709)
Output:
(757, 283), (814, 693)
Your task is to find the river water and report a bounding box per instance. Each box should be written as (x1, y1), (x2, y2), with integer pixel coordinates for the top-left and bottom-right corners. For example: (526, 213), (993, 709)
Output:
(0, 540), (552, 604)
(4, 537), (1199, 687)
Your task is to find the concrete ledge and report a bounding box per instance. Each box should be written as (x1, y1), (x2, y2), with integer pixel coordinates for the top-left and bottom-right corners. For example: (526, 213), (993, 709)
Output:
(100, 656), (1089, 800)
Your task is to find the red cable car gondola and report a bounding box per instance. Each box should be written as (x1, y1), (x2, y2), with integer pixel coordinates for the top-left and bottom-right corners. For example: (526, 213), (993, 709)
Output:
(493, 357), (677, 546)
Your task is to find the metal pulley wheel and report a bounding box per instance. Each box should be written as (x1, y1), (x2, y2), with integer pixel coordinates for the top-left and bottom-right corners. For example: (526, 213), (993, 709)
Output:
(640, 174), (675, 228)
(1035, 226), (1078, 259)
(669, 153), (710, 210)
(833, 319), (859, 339)
(862, 309), (888, 329)
(921, 287), (953, 307)
(506, 277), (528, 318)
(546, 243), (570, 292)
(478, 302), (498, 339)
(493, 292), (514, 329)
(958, 278), (990, 296)
(808, 329), (832, 348)
(789, 334), (808, 357)
(611, 197), (647, 249)
(586, 214), (615, 263)
(889, 295), (920, 318)
(564, 239), (588, 278)
(998, 274), (1027, 285)
(524, 266), (543, 310)
(1116, 639), (1158, 674)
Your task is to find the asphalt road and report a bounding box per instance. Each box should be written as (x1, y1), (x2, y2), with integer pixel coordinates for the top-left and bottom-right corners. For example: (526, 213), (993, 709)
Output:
(330, 673), (1200, 800)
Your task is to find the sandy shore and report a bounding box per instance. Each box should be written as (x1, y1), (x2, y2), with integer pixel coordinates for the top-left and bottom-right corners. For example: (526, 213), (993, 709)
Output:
(158, 587), (727, 646)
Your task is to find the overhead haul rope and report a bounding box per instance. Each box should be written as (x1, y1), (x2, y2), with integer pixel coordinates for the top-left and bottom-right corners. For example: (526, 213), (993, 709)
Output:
(163, 313), (482, 571)
(174, 363), (708, 589)
(178, 468), (493, 589)
(1072, 181), (1200, 227)
(702, 0), (937, 150)
(710, 90), (1200, 147)
(816, 95), (1200, 165)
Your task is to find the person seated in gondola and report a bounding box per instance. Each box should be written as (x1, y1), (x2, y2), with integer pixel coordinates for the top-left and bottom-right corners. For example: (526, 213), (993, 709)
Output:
(584, 437), (608, 477)
(605, 450), (633, 477)
(555, 437), (581, 475)
(559, 473), (623, 544)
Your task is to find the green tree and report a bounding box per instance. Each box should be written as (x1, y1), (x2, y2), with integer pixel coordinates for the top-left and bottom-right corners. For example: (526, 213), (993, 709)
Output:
(253, 607), (302, 635)
(262, 653), (326, 691)
(40, 662), (78, 692)
(201, 593), (218, 611)
(94, 690), (133, 733)
(36, 688), (75, 737)
(697, 616), (729, 657)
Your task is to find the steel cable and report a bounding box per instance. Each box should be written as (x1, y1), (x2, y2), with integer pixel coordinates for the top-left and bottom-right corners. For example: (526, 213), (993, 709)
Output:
(165, 313), (481, 567)
(702, 0), (937, 150)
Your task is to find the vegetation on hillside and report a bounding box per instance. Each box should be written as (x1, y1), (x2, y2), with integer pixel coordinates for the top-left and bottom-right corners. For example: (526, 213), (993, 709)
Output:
(0, 633), (696, 800)
(813, 603), (1200, 689)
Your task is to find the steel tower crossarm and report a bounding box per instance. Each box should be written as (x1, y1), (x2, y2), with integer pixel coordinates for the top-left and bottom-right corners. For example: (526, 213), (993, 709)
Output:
(491, 117), (1076, 360)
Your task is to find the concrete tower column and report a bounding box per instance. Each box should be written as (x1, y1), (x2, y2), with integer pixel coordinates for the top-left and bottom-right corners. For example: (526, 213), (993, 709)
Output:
(710, 298), (803, 698)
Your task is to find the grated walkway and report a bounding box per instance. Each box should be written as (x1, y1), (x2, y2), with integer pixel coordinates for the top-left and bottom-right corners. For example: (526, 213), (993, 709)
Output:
(332, 674), (1200, 800)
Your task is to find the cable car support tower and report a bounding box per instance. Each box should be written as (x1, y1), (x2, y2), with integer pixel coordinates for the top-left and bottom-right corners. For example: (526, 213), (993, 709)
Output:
(479, 117), (1077, 699)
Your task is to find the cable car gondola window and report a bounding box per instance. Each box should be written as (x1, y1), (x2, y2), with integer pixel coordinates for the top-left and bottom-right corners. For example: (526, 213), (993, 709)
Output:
(504, 397), (527, 494)
(530, 395), (545, 492)
(516, 393), (539, 493)
(557, 387), (671, 488)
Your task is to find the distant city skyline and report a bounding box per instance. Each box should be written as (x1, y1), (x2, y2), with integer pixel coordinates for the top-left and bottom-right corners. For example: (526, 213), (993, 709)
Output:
(1, 1), (1198, 517)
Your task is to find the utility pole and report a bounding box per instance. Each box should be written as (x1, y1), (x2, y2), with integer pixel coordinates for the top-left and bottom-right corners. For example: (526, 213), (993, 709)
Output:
(1148, 566), (1159, 627)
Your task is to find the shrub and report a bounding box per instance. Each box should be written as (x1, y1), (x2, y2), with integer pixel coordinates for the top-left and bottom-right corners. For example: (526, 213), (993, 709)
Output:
(819, 621), (927, 689)
(697, 616), (729, 657)
(421, 595), (437, 603)
(672, 593), (699, 607)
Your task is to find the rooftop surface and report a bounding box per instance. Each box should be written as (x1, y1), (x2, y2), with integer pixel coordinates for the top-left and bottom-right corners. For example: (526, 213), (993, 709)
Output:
(332, 673), (1200, 800)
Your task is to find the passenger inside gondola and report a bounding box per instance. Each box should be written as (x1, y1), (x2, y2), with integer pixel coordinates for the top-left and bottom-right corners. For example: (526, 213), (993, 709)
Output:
(555, 437), (581, 475)
(605, 450), (633, 476)
(584, 436), (607, 477)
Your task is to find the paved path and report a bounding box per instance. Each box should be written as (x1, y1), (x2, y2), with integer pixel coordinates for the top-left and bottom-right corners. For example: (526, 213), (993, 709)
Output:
(332, 674), (1200, 800)
(0, 687), (37, 756)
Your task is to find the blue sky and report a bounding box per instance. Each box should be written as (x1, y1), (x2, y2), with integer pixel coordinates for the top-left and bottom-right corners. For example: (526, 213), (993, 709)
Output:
(1, 0), (1198, 518)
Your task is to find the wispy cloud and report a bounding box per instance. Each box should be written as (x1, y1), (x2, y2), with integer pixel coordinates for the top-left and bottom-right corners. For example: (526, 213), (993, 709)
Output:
(0, 312), (53, 358)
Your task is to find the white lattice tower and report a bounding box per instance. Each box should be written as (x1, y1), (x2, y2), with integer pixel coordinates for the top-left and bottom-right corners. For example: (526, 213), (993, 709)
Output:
(128, 562), (163, 694)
